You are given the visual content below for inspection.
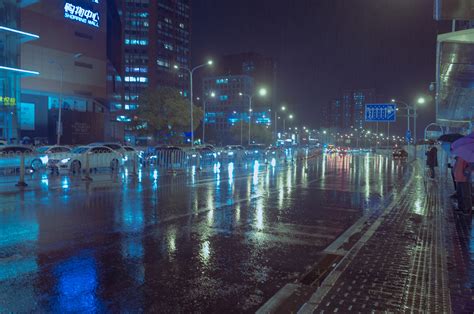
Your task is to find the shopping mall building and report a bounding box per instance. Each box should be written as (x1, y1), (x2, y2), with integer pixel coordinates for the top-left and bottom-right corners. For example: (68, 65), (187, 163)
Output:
(0, 0), (123, 145)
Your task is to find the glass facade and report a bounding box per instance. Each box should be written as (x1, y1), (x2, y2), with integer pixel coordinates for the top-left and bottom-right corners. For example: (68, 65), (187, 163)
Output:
(0, 0), (39, 141)
(119, 0), (191, 133)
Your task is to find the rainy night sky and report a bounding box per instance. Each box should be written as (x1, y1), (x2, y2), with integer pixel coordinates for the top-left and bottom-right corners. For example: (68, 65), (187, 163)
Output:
(192, 0), (451, 133)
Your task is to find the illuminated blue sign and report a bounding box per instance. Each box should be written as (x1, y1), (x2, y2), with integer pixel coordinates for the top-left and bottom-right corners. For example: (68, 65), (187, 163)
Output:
(64, 3), (100, 28)
(365, 104), (396, 122)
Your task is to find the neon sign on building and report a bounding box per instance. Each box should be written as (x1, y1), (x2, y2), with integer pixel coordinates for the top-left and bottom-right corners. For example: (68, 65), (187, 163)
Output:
(64, 3), (100, 28)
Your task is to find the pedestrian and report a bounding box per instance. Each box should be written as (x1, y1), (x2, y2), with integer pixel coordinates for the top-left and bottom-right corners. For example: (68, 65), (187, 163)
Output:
(454, 156), (472, 215)
(425, 145), (438, 179)
(448, 155), (458, 199)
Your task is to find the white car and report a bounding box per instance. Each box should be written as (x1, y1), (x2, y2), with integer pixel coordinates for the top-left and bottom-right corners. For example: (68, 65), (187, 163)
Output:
(122, 145), (140, 164)
(36, 146), (72, 170)
(0, 145), (47, 171)
(58, 146), (122, 173)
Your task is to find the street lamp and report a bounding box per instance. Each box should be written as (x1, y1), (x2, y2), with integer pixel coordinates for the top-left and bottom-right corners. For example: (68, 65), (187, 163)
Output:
(174, 59), (213, 147)
(49, 53), (83, 145)
(202, 91), (215, 144)
(239, 87), (267, 145)
(274, 105), (287, 141)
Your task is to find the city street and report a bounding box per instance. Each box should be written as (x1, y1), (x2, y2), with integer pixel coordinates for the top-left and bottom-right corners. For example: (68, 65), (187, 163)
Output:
(0, 153), (408, 312)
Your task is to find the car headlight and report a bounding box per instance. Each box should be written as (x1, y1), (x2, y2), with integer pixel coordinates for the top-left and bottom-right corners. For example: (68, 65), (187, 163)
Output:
(60, 158), (71, 164)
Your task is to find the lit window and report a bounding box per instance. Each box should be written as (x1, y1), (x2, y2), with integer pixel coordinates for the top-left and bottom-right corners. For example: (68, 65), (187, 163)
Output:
(124, 76), (148, 83)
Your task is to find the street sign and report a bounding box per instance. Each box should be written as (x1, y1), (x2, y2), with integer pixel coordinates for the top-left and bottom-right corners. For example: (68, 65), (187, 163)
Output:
(365, 104), (396, 122)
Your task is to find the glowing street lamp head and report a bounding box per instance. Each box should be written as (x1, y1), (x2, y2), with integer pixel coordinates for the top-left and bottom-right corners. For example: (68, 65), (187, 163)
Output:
(210, 92), (216, 98)
(281, 106), (286, 111)
(289, 114), (294, 119)
(391, 99), (396, 103)
(259, 88), (267, 97)
(173, 64), (179, 70)
(417, 97), (426, 105)
(323, 130), (327, 134)
(239, 92), (243, 96)
(207, 60), (213, 66)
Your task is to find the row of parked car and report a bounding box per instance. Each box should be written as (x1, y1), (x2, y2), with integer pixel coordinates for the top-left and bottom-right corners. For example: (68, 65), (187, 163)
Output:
(0, 142), (294, 174)
(0, 143), (138, 173)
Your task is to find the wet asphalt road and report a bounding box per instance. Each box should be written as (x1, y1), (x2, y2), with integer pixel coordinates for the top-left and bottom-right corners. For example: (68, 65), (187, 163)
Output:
(0, 153), (408, 312)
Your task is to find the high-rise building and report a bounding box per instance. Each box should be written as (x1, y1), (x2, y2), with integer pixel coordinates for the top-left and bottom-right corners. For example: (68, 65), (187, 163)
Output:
(19, 0), (123, 144)
(343, 89), (376, 130)
(211, 52), (276, 109)
(324, 89), (376, 131)
(0, 0), (40, 142)
(202, 75), (254, 144)
(119, 0), (191, 141)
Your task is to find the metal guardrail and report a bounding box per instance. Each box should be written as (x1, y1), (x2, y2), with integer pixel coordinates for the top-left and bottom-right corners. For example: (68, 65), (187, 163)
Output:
(0, 147), (322, 187)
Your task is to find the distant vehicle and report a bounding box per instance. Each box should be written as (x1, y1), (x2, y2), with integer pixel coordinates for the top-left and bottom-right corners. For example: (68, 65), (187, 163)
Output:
(393, 149), (408, 159)
(325, 144), (336, 154)
(338, 147), (351, 154)
(0, 145), (46, 171)
(57, 146), (121, 173)
(220, 145), (246, 161)
(265, 146), (284, 158)
(247, 144), (266, 158)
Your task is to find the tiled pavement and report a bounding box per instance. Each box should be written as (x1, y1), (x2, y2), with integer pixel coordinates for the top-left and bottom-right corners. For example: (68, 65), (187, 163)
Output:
(261, 161), (474, 313)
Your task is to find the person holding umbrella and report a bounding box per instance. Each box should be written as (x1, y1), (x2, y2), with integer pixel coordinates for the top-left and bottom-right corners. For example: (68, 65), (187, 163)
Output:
(426, 144), (438, 179)
(451, 132), (474, 216)
(454, 156), (472, 215)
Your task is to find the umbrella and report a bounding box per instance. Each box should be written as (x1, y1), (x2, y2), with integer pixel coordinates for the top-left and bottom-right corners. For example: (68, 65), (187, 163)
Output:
(452, 132), (474, 150)
(452, 132), (474, 162)
(438, 133), (464, 143)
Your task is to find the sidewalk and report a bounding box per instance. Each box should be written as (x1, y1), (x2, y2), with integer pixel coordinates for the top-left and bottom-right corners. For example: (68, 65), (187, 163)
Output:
(259, 161), (472, 313)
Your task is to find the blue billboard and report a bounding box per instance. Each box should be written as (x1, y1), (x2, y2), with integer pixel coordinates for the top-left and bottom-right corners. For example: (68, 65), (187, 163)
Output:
(365, 104), (396, 122)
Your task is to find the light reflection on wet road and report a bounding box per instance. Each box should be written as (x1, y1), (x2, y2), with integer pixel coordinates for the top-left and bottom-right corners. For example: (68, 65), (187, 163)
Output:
(0, 154), (408, 312)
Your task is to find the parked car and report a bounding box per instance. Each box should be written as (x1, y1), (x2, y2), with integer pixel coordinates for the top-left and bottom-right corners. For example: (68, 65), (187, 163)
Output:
(122, 145), (140, 164)
(36, 146), (72, 171)
(393, 149), (408, 159)
(0, 145), (46, 171)
(57, 146), (121, 173)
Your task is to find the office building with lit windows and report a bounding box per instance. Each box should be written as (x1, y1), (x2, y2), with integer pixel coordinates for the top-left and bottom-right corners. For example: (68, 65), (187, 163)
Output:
(324, 89), (376, 131)
(202, 75), (272, 144)
(18, 0), (123, 144)
(0, 0), (40, 142)
(118, 0), (191, 142)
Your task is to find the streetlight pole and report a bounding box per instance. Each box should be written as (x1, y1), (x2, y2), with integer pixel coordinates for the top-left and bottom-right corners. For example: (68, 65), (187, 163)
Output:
(392, 99), (411, 143)
(50, 54), (83, 145)
(56, 64), (64, 145)
(174, 60), (213, 147)
(202, 91), (215, 144)
(239, 93), (253, 145)
(240, 88), (267, 146)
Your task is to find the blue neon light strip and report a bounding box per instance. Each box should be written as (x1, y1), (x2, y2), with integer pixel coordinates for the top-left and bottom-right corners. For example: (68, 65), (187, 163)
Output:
(0, 66), (39, 75)
(0, 26), (39, 39)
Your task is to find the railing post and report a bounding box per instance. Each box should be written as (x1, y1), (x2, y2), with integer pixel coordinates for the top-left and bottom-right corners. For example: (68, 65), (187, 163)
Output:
(82, 152), (93, 181)
(16, 153), (28, 187)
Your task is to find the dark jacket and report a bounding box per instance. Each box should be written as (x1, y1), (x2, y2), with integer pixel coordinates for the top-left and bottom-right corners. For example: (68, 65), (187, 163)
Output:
(426, 147), (438, 167)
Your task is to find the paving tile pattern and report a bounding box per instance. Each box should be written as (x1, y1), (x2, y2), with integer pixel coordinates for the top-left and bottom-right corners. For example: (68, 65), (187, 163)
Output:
(310, 165), (451, 313)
